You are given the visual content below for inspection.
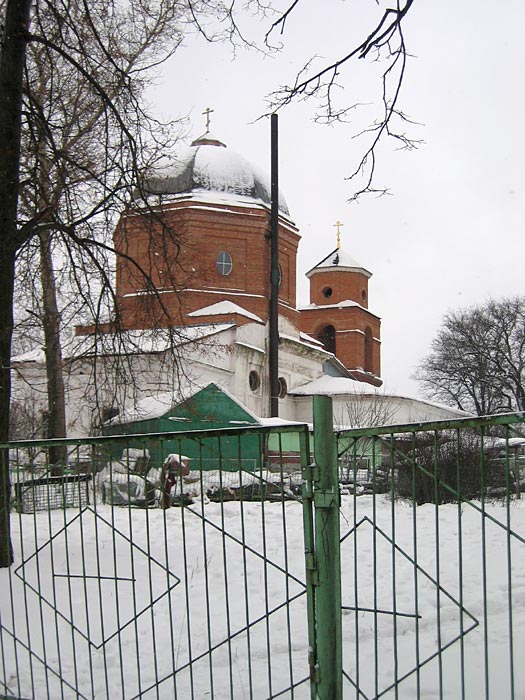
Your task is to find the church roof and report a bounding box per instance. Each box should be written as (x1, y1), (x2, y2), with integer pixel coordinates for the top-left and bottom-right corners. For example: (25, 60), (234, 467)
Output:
(187, 301), (263, 323)
(306, 247), (372, 279)
(11, 324), (236, 364)
(137, 131), (290, 215)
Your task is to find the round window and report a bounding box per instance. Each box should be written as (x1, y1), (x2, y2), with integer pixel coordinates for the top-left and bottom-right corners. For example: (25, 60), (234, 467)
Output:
(216, 251), (233, 276)
(322, 287), (333, 299)
(249, 370), (261, 392)
(361, 289), (367, 301)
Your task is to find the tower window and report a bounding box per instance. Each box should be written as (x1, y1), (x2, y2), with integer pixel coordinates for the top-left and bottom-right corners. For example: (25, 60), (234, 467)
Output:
(322, 287), (333, 299)
(364, 327), (373, 373)
(216, 251), (233, 276)
(361, 290), (367, 302)
(318, 325), (336, 354)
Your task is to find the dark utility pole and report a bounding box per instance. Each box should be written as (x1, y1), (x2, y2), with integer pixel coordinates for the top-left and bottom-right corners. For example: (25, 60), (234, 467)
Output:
(269, 114), (280, 417)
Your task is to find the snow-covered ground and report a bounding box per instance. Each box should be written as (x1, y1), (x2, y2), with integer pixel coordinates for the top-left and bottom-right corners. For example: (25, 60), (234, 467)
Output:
(1, 494), (524, 699)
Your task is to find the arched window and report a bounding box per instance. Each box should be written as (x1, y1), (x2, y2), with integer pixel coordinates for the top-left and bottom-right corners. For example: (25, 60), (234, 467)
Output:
(216, 251), (233, 276)
(364, 326), (374, 373)
(318, 325), (336, 355)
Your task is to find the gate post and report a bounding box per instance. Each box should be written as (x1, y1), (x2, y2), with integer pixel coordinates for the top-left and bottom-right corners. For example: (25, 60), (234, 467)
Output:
(312, 394), (342, 699)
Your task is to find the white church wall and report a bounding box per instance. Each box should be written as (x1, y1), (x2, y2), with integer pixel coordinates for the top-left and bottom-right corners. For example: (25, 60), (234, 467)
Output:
(11, 325), (242, 439)
(291, 393), (470, 430)
(331, 394), (469, 428)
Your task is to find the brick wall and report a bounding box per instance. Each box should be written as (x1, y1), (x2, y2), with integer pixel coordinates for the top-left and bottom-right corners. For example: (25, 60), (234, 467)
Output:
(111, 200), (300, 330)
(299, 263), (381, 383)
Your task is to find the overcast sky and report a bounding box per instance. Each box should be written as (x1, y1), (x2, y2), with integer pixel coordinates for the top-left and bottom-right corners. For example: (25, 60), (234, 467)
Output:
(149, 0), (525, 399)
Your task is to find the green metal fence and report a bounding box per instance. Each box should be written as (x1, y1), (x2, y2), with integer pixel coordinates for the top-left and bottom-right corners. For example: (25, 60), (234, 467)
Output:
(1, 403), (524, 699)
(1, 424), (313, 700)
(335, 409), (525, 700)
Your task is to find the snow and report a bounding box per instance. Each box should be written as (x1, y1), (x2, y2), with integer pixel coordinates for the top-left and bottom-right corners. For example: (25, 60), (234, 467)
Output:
(291, 374), (368, 396)
(110, 391), (175, 423)
(140, 139), (290, 216)
(236, 341), (264, 354)
(187, 301), (263, 323)
(306, 247), (372, 278)
(299, 331), (324, 347)
(1, 495), (523, 698)
(11, 324), (236, 365)
(300, 299), (370, 313)
(185, 288), (265, 299)
(279, 332), (333, 354)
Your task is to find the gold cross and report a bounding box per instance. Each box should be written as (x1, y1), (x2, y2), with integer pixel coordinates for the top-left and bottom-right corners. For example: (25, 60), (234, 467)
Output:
(202, 106), (214, 132)
(334, 220), (344, 249)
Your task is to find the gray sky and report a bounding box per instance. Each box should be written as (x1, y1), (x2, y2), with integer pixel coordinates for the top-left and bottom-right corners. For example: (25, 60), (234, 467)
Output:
(149, 0), (525, 399)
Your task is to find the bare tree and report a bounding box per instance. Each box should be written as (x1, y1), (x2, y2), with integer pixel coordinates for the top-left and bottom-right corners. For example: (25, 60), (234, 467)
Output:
(0, 0), (33, 569)
(336, 391), (396, 489)
(266, 0), (418, 200)
(14, 0), (263, 459)
(0, 0), (419, 566)
(0, 0), (263, 567)
(16, 0), (187, 467)
(415, 297), (525, 416)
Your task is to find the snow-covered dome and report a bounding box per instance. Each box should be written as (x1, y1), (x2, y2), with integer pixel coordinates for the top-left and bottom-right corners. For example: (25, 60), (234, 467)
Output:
(139, 132), (290, 215)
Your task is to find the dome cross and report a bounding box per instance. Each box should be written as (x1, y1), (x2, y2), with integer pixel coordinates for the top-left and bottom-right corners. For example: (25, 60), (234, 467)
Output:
(334, 220), (344, 249)
(202, 106), (214, 132)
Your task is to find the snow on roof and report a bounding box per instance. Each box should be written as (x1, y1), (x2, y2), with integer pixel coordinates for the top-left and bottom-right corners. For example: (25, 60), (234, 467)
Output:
(306, 247), (372, 278)
(299, 331), (324, 347)
(139, 137), (290, 216)
(300, 300), (379, 317)
(258, 416), (307, 428)
(279, 332), (332, 355)
(484, 435), (525, 450)
(12, 323), (236, 364)
(290, 375), (366, 396)
(111, 381), (263, 426)
(110, 379), (224, 424)
(187, 301), (263, 323)
(113, 392), (176, 423)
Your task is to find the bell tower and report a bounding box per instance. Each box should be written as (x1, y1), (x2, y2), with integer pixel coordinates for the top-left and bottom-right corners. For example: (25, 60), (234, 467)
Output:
(299, 224), (381, 386)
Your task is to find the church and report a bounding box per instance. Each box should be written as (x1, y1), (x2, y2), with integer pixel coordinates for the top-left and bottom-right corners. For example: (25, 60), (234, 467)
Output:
(12, 127), (466, 437)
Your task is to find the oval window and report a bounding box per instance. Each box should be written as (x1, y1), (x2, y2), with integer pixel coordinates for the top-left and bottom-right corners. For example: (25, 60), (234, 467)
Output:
(322, 287), (333, 299)
(216, 251), (233, 276)
(278, 377), (288, 399)
(249, 370), (261, 392)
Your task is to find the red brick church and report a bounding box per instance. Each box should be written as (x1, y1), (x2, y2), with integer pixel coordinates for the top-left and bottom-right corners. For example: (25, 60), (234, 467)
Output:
(81, 128), (382, 387)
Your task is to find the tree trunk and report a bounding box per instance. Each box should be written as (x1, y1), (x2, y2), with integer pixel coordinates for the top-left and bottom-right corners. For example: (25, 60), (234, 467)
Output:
(0, 0), (32, 567)
(0, 251), (16, 568)
(39, 231), (68, 471)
